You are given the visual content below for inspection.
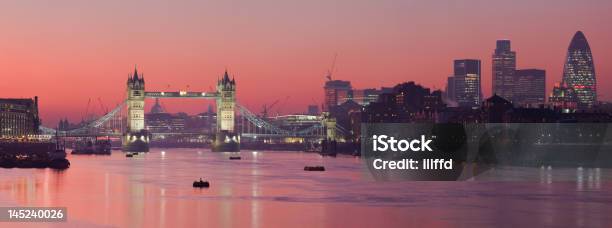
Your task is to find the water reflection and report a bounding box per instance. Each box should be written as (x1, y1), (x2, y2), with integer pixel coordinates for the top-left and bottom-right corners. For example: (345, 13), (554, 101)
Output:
(0, 149), (611, 227)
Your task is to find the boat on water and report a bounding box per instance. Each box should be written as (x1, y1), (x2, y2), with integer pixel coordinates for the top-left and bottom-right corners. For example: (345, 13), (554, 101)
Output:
(193, 178), (210, 188)
(304, 166), (326, 171)
(72, 137), (111, 155)
(0, 138), (70, 169)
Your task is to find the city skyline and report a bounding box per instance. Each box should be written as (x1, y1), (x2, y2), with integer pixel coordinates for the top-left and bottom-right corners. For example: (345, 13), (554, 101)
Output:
(1, 1), (611, 125)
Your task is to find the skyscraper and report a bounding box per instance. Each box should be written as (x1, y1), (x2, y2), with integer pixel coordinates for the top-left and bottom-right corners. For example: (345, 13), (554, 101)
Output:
(515, 69), (546, 106)
(492, 40), (517, 102)
(323, 80), (352, 112)
(452, 59), (482, 107)
(562, 31), (597, 109)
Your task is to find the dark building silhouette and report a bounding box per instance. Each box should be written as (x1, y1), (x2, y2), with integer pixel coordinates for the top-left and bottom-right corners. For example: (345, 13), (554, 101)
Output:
(329, 100), (362, 139)
(363, 93), (398, 123)
(323, 80), (351, 112)
(515, 69), (546, 107)
(507, 107), (560, 123)
(350, 88), (383, 106)
(562, 31), (597, 109)
(363, 82), (445, 123)
(482, 95), (513, 123)
(492, 40), (517, 102)
(323, 80), (390, 112)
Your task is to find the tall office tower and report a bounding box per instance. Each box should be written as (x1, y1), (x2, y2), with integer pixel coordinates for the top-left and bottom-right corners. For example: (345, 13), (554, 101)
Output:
(562, 31), (597, 109)
(492, 40), (517, 102)
(453, 59), (482, 107)
(515, 69), (546, 107)
(323, 80), (352, 111)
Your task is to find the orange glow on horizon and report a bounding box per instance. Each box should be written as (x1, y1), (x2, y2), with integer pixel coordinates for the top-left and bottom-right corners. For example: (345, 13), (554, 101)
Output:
(0, 1), (611, 126)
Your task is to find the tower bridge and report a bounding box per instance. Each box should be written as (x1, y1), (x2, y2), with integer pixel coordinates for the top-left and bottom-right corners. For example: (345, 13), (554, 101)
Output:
(40, 68), (344, 152)
(124, 68), (238, 152)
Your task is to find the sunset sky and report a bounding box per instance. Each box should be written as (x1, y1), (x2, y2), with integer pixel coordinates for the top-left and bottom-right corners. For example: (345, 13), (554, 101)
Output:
(1, 0), (611, 126)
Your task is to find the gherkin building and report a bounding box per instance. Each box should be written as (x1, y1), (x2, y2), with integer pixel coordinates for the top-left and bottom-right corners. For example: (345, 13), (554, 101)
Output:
(562, 31), (597, 109)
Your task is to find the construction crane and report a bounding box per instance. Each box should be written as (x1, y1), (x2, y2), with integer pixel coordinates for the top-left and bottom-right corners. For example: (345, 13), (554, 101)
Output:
(326, 53), (338, 81)
(98, 97), (108, 114)
(275, 96), (291, 116)
(261, 100), (280, 119)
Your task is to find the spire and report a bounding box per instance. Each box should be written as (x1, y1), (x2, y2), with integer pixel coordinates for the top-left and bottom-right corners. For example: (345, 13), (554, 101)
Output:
(133, 65), (139, 80)
(222, 69), (231, 84)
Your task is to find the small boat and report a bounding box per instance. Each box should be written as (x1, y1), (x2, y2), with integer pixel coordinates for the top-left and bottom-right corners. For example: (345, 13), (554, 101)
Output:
(229, 156), (241, 160)
(72, 137), (112, 155)
(304, 166), (325, 171)
(126, 153), (133, 158)
(193, 178), (210, 188)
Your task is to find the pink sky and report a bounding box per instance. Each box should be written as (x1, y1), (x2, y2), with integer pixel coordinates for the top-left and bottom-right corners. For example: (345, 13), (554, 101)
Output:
(0, 0), (611, 126)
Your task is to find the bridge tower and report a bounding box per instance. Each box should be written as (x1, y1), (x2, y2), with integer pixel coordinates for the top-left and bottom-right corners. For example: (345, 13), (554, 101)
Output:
(212, 70), (240, 151)
(122, 68), (151, 152)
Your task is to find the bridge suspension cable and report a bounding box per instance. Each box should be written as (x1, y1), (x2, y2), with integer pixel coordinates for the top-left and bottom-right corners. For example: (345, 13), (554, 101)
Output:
(40, 100), (127, 136)
(39, 100), (342, 139)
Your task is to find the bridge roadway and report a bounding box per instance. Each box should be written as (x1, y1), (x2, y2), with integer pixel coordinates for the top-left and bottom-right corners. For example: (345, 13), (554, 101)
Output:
(144, 91), (218, 99)
(56, 132), (322, 138)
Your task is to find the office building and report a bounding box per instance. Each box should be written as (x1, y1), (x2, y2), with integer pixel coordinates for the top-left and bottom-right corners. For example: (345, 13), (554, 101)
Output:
(0, 97), (40, 137)
(323, 80), (352, 111)
(451, 59), (482, 107)
(515, 69), (546, 106)
(492, 40), (517, 101)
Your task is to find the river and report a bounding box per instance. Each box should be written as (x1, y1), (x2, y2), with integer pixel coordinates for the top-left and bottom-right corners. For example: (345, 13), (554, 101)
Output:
(1, 149), (611, 227)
